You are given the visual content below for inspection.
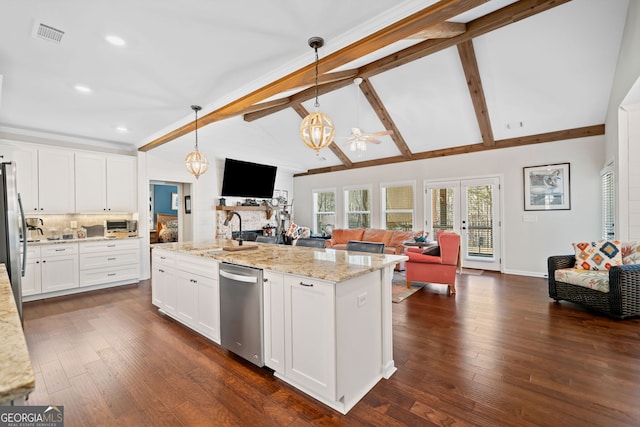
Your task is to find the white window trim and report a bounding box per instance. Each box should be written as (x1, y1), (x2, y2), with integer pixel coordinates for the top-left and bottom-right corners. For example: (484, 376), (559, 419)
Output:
(343, 184), (372, 228)
(312, 187), (337, 234)
(380, 180), (416, 230)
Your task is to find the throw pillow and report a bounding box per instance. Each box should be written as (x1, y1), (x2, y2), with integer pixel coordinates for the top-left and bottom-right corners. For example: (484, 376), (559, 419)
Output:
(422, 245), (440, 256)
(621, 241), (640, 265)
(572, 240), (622, 270)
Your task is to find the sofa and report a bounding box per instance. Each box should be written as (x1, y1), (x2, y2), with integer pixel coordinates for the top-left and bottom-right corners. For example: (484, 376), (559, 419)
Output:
(325, 228), (418, 270)
(548, 240), (640, 319)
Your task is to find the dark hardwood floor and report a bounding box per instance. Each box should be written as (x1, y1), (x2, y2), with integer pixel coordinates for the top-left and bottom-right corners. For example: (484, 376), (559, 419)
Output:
(21, 271), (640, 426)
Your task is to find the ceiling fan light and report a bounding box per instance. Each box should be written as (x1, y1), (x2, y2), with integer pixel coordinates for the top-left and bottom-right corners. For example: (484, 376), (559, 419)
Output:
(300, 110), (335, 154)
(184, 149), (209, 179)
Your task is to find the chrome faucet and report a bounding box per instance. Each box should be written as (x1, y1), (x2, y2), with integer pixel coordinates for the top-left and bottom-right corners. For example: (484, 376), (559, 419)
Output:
(223, 211), (243, 245)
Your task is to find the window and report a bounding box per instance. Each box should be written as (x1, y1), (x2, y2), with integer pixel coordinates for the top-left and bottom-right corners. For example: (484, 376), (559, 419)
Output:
(381, 182), (414, 231)
(344, 186), (371, 228)
(601, 166), (614, 239)
(313, 189), (336, 235)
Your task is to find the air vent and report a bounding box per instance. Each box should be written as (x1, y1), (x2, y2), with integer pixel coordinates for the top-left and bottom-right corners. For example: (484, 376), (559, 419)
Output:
(33, 22), (65, 44)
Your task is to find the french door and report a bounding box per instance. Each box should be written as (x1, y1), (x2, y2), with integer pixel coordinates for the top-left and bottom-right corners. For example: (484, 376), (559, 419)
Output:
(425, 177), (501, 271)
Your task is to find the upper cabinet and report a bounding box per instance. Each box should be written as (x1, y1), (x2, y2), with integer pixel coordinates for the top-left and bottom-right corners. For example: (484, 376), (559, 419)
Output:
(75, 153), (136, 213)
(0, 144), (74, 213)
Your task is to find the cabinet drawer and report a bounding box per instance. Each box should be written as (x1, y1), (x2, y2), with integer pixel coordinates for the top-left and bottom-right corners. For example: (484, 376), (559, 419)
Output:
(41, 243), (78, 257)
(176, 253), (218, 278)
(80, 239), (140, 253)
(80, 250), (140, 270)
(153, 248), (176, 267)
(80, 264), (140, 287)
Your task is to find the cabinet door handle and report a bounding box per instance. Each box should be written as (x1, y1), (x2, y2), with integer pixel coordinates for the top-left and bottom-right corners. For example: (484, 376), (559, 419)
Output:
(299, 281), (314, 287)
(190, 279), (198, 283)
(108, 257), (116, 261)
(55, 249), (65, 252)
(108, 273), (116, 276)
(107, 245), (116, 248)
(159, 269), (164, 273)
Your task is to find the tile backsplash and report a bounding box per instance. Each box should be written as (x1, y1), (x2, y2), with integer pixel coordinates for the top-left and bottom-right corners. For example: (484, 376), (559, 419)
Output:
(27, 214), (135, 232)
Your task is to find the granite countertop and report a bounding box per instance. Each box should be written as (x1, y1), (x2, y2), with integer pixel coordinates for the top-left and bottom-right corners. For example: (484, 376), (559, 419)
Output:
(153, 240), (408, 283)
(0, 265), (35, 404)
(25, 236), (143, 246)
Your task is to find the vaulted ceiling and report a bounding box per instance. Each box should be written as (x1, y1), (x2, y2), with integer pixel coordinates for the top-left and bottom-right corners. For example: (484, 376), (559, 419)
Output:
(0, 1), (629, 175)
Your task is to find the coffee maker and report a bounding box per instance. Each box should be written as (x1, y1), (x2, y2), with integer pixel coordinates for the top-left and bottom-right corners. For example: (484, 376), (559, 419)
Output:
(25, 217), (44, 241)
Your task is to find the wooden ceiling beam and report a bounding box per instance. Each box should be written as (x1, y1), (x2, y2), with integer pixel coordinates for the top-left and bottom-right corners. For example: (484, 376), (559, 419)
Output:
(295, 124), (603, 176)
(291, 104), (353, 168)
(246, 0), (569, 125)
(359, 78), (412, 159)
(457, 39), (495, 147)
(358, 0), (572, 79)
(244, 76), (355, 122)
(406, 21), (467, 39)
(138, 0), (487, 152)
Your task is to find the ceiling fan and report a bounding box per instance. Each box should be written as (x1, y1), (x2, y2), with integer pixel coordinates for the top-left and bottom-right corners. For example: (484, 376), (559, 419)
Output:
(343, 77), (393, 153)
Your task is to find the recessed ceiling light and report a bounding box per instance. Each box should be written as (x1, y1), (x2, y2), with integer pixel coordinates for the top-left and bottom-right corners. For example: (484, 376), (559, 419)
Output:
(105, 35), (126, 46)
(74, 84), (92, 93)
(116, 126), (128, 133)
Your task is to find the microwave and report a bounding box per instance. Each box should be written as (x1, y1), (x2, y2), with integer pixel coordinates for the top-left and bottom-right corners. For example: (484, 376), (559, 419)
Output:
(105, 219), (138, 237)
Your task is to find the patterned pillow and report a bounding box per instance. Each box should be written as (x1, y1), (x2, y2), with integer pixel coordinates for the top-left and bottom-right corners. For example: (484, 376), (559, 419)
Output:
(621, 241), (640, 265)
(572, 240), (622, 270)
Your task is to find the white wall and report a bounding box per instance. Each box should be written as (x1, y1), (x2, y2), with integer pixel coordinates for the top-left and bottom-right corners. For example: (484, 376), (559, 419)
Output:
(293, 136), (604, 277)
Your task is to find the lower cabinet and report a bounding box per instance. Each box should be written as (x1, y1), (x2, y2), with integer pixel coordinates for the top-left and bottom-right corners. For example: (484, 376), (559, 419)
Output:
(151, 249), (220, 343)
(264, 269), (383, 413)
(79, 239), (140, 287)
(40, 243), (80, 293)
(21, 246), (42, 297)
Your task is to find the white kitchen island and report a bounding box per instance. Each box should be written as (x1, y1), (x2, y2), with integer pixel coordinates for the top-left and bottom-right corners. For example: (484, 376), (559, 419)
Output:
(151, 240), (407, 414)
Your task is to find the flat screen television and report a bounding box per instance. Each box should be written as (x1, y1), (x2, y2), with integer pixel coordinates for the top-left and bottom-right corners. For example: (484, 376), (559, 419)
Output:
(221, 158), (277, 199)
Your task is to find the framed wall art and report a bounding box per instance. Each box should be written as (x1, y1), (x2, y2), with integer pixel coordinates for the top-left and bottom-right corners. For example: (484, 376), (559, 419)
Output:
(523, 163), (571, 211)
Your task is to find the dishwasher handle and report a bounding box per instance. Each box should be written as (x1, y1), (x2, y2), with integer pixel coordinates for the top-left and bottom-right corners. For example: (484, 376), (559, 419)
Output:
(220, 269), (259, 283)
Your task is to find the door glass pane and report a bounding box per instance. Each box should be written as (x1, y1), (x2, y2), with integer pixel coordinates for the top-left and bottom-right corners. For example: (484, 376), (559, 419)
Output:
(465, 185), (493, 258)
(431, 188), (455, 233)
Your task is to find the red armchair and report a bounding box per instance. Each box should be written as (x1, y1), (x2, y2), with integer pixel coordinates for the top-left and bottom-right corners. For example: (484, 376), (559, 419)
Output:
(405, 231), (461, 294)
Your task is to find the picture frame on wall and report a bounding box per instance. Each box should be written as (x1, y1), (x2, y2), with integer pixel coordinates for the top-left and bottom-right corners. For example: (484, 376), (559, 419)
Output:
(184, 195), (191, 214)
(171, 192), (179, 210)
(523, 163), (571, 211)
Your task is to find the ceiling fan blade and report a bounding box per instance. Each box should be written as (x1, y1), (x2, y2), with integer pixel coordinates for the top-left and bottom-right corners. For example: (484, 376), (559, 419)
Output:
(365, 130), (394, 137)
(363, 138), (382, 144)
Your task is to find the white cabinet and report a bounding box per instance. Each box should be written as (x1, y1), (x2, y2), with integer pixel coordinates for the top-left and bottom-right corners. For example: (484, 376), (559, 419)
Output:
(40, 243), (79, 293)
(79, 239), (140, 287)
(21, 246), (42, 297)
(283, 275), (336, 400)
(151, 250), (220, 343)
(75, 153), (136, 213)
(263, 270), (285, 373)
(265, 270), (384, 413)
(38, 149), (75, 213)
(152, 248), (176, 314)
(0, 145), (74, 213)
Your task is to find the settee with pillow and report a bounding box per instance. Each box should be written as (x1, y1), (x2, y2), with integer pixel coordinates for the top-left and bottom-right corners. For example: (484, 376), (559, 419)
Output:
(548, 240), (640, 319)
(325, 228), (417, 270)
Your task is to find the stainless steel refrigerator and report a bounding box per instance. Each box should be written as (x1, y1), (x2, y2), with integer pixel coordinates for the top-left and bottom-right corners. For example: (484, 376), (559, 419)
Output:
(0, 162), (27, 321)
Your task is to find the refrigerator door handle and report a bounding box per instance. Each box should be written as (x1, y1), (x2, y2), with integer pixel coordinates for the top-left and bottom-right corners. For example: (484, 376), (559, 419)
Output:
(18, 193), (27, 277)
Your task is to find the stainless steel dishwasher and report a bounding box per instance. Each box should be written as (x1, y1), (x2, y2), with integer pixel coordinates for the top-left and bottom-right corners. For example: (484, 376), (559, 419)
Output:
(219, 262), (265, 367)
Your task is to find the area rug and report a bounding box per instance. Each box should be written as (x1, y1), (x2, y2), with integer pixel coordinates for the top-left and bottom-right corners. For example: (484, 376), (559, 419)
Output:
(391, 272), (424, 303)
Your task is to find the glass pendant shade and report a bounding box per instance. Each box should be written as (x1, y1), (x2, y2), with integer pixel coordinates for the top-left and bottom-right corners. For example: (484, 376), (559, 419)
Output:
(184, 149), (209, 179)
(300, 110), (335, 154)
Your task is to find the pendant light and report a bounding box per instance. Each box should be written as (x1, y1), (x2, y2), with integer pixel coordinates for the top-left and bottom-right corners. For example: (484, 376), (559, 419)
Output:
(299, 37), (335, 155)
(184, 105), (209, 179)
